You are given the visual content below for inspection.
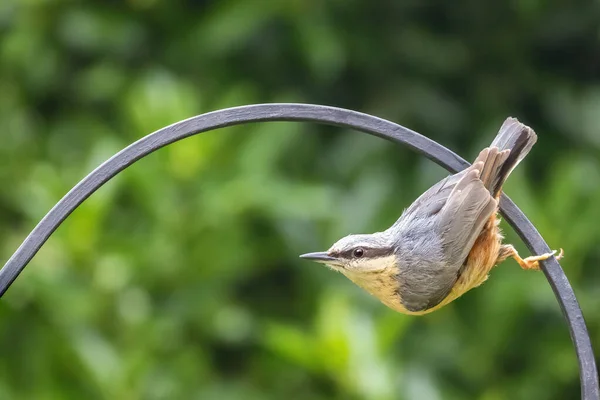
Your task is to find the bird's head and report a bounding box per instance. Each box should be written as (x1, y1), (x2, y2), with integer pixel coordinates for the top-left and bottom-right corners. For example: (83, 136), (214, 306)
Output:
(300, 231), (397, 274)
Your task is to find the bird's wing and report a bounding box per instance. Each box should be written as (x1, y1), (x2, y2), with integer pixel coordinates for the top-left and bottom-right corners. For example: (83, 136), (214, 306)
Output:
(393, 171), (461, 224)
(394, 165), (497, 312)
(436, 165), (497, 268)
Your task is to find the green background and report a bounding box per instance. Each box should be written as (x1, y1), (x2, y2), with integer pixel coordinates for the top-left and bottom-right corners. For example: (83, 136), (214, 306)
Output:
(1, 1), (599, 399)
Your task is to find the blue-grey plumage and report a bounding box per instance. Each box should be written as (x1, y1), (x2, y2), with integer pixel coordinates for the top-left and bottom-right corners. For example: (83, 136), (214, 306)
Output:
(300, 117), (563, 315)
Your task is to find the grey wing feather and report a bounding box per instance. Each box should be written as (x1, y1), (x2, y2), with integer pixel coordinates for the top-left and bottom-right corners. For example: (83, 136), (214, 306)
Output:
(394, 165), (497, 312)
(398, 171), (464, 221)
(436, 167), (498, 267)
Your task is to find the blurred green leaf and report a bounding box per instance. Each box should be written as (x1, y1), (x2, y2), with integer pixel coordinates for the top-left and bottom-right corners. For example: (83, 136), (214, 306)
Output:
(1, 1), (599, 399)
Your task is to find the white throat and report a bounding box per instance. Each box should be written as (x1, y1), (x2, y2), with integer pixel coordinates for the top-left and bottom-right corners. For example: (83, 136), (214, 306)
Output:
(341, 254), (399, 303)
(349, 254), (397, 273)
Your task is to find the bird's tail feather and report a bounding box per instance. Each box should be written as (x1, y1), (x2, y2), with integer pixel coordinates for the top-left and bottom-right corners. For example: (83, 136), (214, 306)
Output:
(473, 117), (537, 197)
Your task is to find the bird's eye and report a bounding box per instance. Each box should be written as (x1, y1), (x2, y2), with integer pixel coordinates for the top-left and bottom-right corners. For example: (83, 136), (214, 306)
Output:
(353, 248), (364, 258)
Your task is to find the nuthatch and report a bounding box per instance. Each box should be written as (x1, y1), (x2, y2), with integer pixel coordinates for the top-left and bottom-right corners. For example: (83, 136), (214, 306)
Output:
(301, 118), (563, 315)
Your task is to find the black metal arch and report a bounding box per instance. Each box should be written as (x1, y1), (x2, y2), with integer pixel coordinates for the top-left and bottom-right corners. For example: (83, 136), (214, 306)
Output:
(0, 103), (597, 399)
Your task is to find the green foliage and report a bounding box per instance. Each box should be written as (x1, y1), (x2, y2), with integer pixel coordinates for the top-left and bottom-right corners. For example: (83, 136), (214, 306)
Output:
(1, 0), (599, 399)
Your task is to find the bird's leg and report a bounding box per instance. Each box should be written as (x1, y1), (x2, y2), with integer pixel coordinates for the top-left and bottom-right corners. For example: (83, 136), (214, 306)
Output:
(497, 244), (564, 270)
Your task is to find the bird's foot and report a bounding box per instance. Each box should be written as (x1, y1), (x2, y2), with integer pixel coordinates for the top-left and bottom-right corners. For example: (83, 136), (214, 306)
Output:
(499, 245), (564, 270)
(518, 248), (564, 270)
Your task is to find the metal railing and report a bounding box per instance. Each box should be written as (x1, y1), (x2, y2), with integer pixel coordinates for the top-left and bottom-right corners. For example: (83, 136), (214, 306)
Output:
(1, 104), (597, 399)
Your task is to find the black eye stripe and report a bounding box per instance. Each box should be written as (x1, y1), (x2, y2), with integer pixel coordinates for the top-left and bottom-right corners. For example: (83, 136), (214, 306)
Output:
(338, 246), (395, 259)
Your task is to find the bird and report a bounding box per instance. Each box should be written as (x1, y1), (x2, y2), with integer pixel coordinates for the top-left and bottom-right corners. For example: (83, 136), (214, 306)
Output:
(300, 117), (563, 315)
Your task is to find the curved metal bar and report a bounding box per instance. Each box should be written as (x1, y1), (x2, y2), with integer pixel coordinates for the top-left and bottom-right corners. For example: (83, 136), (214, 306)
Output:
(0, 103), (597, 399)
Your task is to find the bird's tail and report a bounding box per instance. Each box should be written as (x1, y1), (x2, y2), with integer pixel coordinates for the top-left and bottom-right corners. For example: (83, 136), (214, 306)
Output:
(472, 117), (537, 198)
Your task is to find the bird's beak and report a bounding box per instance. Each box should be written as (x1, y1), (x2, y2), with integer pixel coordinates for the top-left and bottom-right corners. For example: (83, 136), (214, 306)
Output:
(299, 252), (338, 264)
